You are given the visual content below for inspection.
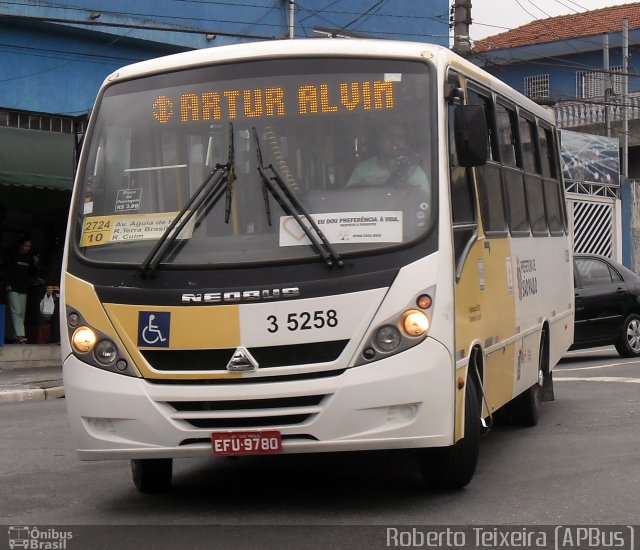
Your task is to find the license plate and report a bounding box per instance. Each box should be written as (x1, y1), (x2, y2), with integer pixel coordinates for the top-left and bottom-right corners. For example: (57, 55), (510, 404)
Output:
(211, 430), (283, 456)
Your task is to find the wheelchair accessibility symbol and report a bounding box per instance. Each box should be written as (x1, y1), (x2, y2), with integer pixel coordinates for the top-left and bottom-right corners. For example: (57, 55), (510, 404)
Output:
(138, 311), (170, 347)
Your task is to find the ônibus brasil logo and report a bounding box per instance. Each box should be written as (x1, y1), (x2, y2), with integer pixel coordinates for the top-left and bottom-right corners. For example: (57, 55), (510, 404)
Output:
(8, 526), (73, 550)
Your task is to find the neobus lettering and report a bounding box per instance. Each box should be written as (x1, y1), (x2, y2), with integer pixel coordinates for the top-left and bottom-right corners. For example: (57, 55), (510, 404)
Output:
(181, 287), (299, 303)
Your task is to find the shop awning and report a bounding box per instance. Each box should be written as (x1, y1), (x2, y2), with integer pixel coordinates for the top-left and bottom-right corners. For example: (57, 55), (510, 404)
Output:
(0, 126), (74, 191)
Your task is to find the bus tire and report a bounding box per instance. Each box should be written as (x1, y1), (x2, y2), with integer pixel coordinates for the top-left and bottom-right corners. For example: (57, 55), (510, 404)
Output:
(510, 333), (546, 426)
(509, 379), (541, 427)
(615, 314), (640, 358)
(131, 458), (173, 493)
(418, 378), (480, 490)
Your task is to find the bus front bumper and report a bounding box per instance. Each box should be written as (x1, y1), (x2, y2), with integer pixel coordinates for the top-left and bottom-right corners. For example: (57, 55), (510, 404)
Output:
(63, 339), (455, 460)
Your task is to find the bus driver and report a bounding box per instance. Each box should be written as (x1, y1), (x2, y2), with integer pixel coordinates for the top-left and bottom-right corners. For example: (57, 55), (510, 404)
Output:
(346, 122), (429, 192)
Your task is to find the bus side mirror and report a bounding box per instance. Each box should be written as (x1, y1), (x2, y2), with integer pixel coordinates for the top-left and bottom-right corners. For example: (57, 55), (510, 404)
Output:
(454, 105), (488, 167)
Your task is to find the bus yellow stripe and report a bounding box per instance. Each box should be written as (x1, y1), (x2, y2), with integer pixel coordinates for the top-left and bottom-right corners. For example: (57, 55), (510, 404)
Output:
(103, 303), (240, 350)
(64, 273), (114, 336)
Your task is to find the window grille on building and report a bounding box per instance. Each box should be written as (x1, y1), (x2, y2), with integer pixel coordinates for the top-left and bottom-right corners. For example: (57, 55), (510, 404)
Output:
(0, 108), (87, 134)
(524, 74), (549, 100)
(576, 66), (622, 99)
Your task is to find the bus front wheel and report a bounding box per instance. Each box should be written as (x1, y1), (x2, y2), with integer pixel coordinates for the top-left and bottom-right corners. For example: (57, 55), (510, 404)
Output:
(417, 379), (480, 490)
(131, 458), (173, 493)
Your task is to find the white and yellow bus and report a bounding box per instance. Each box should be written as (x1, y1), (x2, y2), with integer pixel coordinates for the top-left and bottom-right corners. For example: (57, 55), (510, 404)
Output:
(62, 39), (574, 492)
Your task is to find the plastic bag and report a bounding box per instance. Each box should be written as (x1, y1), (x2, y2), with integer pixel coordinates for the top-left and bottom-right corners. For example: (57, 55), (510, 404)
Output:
(40, 293), (55, 318)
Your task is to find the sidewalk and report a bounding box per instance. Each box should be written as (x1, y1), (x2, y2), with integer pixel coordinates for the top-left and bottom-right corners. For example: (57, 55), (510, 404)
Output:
(0, 344), (64, 404)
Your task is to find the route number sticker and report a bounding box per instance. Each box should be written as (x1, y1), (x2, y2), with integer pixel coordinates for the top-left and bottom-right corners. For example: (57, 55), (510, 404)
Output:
(80, 211), (193, 247)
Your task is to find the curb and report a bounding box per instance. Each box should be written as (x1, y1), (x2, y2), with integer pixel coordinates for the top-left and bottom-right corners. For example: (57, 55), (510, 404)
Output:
(0, 385), (65, 404)
(0, 362), (62, 370)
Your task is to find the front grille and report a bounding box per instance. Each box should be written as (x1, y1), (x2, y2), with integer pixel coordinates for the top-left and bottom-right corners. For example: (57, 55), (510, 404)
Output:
(186, 415), (310, 429)
(141, 340), (348, 371)
(168, 395), (325, 412)
(145, 368), (347, 385)
(164, 394), (328, 430)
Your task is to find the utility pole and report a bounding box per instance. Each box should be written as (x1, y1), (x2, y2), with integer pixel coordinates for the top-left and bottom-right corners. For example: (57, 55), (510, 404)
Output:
(622, 18), (629, 178)
(452, 0), (471, 56)
(289, 0), (295, 39)
(603, 34), (611, 137)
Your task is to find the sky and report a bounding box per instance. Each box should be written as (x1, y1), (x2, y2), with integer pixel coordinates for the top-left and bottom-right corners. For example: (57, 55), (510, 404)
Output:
(469, 0), (636, 42)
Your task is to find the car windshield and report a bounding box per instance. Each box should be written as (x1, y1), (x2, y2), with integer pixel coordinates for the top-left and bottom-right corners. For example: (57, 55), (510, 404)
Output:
(74, 57), (435, 266)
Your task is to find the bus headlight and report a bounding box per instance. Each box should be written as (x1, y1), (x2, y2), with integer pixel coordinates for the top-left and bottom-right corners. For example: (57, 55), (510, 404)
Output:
(374, 325), (402, 352)
(65, 307), (136, 377)
(356, 286), (435, 366)
(72, 326), (97, 353)
(401, 309), (429, 337)
(94, 339), (118, 366)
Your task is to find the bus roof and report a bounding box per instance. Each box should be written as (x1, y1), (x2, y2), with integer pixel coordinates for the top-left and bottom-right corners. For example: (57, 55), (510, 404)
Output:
(102, 39), (555, 125)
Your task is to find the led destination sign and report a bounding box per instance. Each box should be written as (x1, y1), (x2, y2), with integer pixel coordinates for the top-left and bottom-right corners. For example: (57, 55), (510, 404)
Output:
(151, 80), (396, 124)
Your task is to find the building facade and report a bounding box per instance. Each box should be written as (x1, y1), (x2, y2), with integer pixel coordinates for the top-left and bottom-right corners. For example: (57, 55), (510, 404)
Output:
(0, 0), (449, 341)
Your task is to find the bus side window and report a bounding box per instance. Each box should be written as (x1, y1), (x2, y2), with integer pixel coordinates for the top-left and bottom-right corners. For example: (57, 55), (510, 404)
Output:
(468, 89), (507, 237)
(519, 113), (546, 236)
(447, 74), (477, 276)
(497, 103), (529, 236)
(538, 125), (565, 235)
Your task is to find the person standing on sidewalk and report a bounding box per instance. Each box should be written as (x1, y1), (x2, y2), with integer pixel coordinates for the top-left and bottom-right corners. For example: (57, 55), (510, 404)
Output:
(5, 237), (38, 344)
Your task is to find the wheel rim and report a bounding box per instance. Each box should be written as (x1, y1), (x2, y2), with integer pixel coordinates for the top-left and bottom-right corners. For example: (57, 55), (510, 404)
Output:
(626, 319), (640, 352)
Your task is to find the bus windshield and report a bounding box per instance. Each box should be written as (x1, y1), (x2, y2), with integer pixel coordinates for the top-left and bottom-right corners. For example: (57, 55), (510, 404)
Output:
(75, 57), (435, 266)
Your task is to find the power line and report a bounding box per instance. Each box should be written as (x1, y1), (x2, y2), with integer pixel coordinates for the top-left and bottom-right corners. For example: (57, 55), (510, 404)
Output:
(2, 0), (452, 26)
(0, 25), (137, 86)
(0, 12), (279, 39)
(298, 0), (341, 23)
(551, 0), (582, 14)
(563, 0), (588, 10)
(0, 1), (453, 43)
(514, 0), (540, 21)
(0, 41), (142, 63)
(526, 0), (552, 18)
(0, 2), (288, 32)
(1, 0), (278, 11)
(338, 0), (387, 31)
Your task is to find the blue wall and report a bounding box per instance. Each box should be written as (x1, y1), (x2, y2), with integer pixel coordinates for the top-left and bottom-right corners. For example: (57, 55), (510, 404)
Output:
(0, 0), (449, 115)
(472, 32), (640, 100)
(0, 21), (186, 114)
(0, 0), (450, 46)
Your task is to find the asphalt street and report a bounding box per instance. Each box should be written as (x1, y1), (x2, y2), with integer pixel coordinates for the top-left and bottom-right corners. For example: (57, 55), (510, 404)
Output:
(1, 346), (639, 533)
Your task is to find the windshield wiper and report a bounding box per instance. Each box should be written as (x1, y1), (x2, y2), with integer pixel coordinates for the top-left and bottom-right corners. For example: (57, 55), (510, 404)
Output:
(224, 124), (235, 223)
(252, 127), (343, 268)
(139, 123), (235, 277)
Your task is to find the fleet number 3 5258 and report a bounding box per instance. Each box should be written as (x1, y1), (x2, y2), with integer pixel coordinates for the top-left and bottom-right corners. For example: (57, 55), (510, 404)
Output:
(266, 310), (338, 333)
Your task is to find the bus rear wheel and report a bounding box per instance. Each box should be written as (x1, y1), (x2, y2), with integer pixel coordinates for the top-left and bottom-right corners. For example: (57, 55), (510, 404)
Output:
(510, 332), (547, 426)
(417, 378), (480, 490)
(509, 373), (542, 427)
(131, 458), (173, 493)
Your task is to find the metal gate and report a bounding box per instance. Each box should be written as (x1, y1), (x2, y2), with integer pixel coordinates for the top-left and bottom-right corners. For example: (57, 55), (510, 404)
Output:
(568, 194), (617, 258)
